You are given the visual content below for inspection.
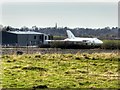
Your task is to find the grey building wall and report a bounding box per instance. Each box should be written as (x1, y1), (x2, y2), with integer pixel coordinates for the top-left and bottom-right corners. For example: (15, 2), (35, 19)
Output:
(1, 31), (52, 46)
(1, 31), (17, 46)
(17, 34), (28, 46)
(17, 34), (44, 46)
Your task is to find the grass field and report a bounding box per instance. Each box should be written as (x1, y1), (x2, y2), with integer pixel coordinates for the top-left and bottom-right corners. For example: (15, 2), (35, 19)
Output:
(1, 52), (120, 88)
(102, 40), (120, 49)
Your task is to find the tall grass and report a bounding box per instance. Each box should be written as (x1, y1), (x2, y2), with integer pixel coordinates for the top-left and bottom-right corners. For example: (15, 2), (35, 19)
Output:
(101, 40), (120, 49)
(1, 52), (119, 88)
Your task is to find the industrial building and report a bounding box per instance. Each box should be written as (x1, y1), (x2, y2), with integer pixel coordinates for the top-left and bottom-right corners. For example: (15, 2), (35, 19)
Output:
(0, 31), (53, 46)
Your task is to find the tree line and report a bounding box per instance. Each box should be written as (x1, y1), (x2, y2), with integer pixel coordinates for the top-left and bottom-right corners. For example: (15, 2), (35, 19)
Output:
(1, 25), (119, 40)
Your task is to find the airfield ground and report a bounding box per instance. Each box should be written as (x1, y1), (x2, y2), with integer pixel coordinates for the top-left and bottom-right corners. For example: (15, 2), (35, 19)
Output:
(1, 47), (119, 55)
(1, 49), (120, 88)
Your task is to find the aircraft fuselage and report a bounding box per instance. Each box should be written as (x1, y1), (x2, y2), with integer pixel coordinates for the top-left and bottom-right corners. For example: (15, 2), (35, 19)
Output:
(64, 37), (103, 45)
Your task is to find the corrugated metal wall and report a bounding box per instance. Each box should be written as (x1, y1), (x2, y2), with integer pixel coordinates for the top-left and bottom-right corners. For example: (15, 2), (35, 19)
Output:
(1, 31), (52, 46)
(2, 31), (17, 46)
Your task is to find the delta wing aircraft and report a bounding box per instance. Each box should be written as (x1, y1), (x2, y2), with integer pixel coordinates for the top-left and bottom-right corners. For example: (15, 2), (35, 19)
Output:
(45, 30), (103, 45)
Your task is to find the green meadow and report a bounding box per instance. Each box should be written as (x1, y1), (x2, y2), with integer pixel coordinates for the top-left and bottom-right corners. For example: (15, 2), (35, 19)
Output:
(1, 52), (119, 88)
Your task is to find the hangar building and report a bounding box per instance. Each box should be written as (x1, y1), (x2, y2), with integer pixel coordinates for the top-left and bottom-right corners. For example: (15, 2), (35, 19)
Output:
(0, 31), (53, 46)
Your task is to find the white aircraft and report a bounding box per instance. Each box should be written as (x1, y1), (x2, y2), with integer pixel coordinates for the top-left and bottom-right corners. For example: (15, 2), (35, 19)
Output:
(45, 30), (103, 45)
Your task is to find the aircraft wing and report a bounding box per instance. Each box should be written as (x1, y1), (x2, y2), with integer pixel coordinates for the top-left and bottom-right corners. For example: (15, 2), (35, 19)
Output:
(45, 40), (66, 42)
(45, 39), (90, 45)
(45, 39), (91, 43)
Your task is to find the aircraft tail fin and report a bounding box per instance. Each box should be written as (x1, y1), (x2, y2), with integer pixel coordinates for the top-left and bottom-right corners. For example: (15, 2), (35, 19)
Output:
(66, 30), (76, 39)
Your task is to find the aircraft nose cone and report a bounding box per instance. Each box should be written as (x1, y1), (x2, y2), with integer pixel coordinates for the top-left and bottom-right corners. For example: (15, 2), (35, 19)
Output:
(99, 41), (103, 44)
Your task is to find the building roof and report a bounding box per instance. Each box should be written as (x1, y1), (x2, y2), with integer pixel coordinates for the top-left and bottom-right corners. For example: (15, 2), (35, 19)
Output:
(8, 31), (44, 35)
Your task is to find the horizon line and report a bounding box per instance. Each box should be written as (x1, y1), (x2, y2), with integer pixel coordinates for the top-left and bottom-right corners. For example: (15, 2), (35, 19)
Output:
(0, 24), (118, 29)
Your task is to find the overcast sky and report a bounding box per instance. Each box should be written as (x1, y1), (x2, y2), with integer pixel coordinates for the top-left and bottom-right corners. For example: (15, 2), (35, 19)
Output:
(1, 1), (118, 29)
